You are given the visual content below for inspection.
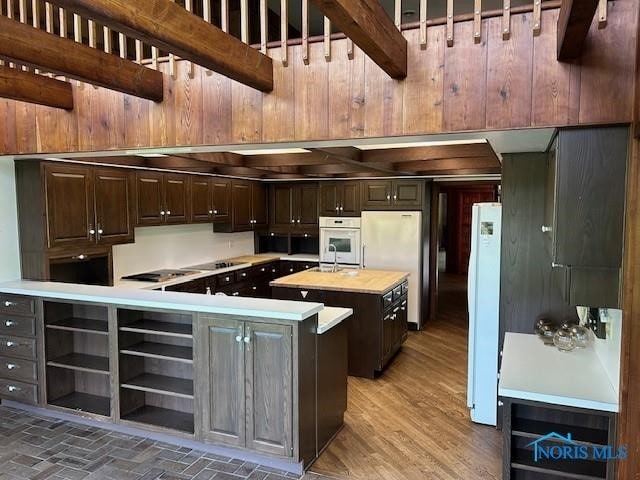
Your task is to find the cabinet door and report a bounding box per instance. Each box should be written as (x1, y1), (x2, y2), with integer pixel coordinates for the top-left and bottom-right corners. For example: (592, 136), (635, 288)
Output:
(340, 182), (361, 216)
(361, 180), (392, 209)
(296, 183), (319, 227)
(212, 178), (231, 223)
(245, 322), (293, 457)
(44, 163), (95, 249)
(271, 184), (293, 229)
(319, 183), (340, 216)
(135, 171), (164, 226)
(382, 311), (395, 364)
(252, 182), (268, 228)
(164, 174), (190, 224)
(191, 178), (213, 223)
(393, 180), (423, 208)
(232, 181), (253, 231)
(94, 168), (134, 245)
(198, 316), (246, 447)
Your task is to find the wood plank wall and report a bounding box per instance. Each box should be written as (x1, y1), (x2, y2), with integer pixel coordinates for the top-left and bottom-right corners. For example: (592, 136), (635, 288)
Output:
(0, 3), (637, 155)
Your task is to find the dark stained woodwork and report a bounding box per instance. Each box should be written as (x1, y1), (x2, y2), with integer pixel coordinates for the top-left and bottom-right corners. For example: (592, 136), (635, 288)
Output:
(361, 179), (424, 210)
(557, 0), (599, 61)
(93, 168), (134, 245)
(163, 174), (190, 224)
(0, 66), (73, 110)
(231, 181), (253, 231)
(398, 157), (500, 173)
(251, 182), (268, 227)
(0, 16), (163, 102)
(363, 143), (496, 164)
(311, 147), (408, 176)
(212, 178), (231, 223)
(51, 0), (274, 92)
(311, 0), (407, 79)
(135, 171), (164, 226)
(190, 177), (213, 223)
(295, 183), (319, 227)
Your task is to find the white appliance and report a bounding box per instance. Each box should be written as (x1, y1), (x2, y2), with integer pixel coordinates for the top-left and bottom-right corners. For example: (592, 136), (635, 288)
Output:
(467, 203), (502, 426)
(361, 211), (423, 328)
(319, 217), (361, 266)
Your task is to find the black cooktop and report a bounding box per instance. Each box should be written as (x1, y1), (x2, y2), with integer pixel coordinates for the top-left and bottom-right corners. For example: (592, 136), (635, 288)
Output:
(121, 269), (199, 283)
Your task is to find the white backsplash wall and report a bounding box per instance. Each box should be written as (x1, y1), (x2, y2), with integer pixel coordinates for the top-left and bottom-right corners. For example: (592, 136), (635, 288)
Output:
(112, 224), (255, 279)
(593, 308), (623, 397)
(0, 159), (21, 282)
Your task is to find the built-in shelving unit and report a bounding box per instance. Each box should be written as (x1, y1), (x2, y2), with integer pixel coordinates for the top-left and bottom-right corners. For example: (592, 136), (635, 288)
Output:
(43, 301), (111, 417)
(117, 309), (195, 434)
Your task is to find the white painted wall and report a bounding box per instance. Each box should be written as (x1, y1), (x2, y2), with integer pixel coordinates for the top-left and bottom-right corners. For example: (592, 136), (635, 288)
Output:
(0, 159), (21, 282)
(593, 308), (623, 397)
(112, 224), (255, 279)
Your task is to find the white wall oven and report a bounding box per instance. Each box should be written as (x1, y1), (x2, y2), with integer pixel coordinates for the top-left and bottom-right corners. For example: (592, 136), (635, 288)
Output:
(319, 217), (361, 266)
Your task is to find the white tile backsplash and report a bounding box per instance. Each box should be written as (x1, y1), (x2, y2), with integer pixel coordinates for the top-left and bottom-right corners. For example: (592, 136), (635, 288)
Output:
(112, 224), (255, 279)
(0, 159), (21, 282)
(593, 308), (622, 397)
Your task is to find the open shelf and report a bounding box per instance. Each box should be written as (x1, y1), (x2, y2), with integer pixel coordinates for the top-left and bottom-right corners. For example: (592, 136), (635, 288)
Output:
(121, 373), (194, 399)
(120, 320), (192, 339)
(512, 418), (609, 447)
(49, 391), (111, 417)
(120, 342), (193, 363)
(511, 448), (606, 480)
(122, 405), (194, 434)
(47, 353), (109, 375)
(46, 317), (108, 335)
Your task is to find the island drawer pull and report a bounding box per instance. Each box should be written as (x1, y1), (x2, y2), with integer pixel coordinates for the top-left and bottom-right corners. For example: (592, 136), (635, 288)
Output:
(7, 385), (21, 393)
(235, 335), (242, 343)
(6, 363), (17, 370)
(3, 301), (16, 307)
(4, 321), (16, 327)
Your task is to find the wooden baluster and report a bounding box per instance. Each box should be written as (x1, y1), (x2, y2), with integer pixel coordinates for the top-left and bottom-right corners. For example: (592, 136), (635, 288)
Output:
(203, 0), (212, 74)
(59, 7), (68, 79)
(419, 0), (427, 49)
(598, 0), (607, 28)
(533, 0), (541, 35)
(31, 0), (40, 73)
(44, 2), (54, 74)
(347, 39), (354, 60)
(302, 0), (308, 65)
(324, 17), (331, 61)
(446, 0), (454, 46)
(88, 19), (96, 48)
(135, 40), (142, 63)
(168, 0), (176, 77)
(240, 0), (248, 43)
(502, 0), (511, 40)
(394, 0), (401, 30)
(18, 0), (28, 70)
(151, 45), (159, 70)
(73, 12), (83, 85)
(6, 0), (14, 67)
(118, 33), (127, 59)
(280, 0), (288, 66)
(185, 0), (194, 78)
(260, 0), (268, 54)
(221, 0), (228, 33)
(473, 0), (481, 43)
(103, 26), (111, 53)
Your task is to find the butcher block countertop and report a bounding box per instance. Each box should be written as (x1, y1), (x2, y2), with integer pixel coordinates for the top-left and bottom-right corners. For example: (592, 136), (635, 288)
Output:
(227, 253), (320, 265)
(270, 269), (409, 294)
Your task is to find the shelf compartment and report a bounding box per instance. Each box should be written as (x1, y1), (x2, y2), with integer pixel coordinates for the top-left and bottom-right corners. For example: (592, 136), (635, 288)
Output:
(512, 418), (609, 447)
(120, 342), (193, 363)
(47, 353), (109, 375)
(49, 391), (110, 417)
(46, 317), (108, 335)
(122, 405), (194, 434)
(120, 320), (192, 339)
(121, 373), (193, 399)
(511, 448), (606, 480)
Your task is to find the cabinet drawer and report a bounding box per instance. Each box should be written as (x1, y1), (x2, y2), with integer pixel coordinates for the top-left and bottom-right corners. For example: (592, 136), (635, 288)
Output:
(392, 285), (403, 301)
(0, 315), (36, 338)
(0, 336), (37, 360)
(0, 295), (35, 317)
(0, 378), (38, 405)
(382, 292), (393, 309)
(401, 281), (409, 296)
(235, 269), (250, 282)
(0, 355), (37, 383)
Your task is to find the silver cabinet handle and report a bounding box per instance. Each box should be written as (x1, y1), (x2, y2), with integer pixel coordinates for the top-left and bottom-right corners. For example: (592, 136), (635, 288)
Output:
(541, 225), (552, 233)
(166, 210), (171, 216)
(243, 336), (250, 343)
(291, 219), (295, 223)
(5, 341), (16, 347)
(7, 385), (20, 393)
(3, 301), (15, 307)
(235, 335), (242, 342)
(241, 272), (247, 278)
(252, 286), (257, 291)
(209, 210), (214, 215)
(393, 194), (397, 200)
(6, 363), (17, 370)
(72, 254), (87, 261)
(97, 224), (104, 235)
(89, 226), (96, 235)
(261, 268), (266, 272)
(214, 209), (218, 215)
(4, 321), (16, 327)
(232, 292), (240, 296)
(297, 218), (301, 223)
(225, 276), (230, 282)
(335, 206), (339, 211)
(160, 210), (165, 216)
(386, 194), (390, 200)
(339, 206), (344, 211)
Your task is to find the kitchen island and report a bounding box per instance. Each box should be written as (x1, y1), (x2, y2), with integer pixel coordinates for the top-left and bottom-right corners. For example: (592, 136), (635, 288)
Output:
(0, 280), (349, 475)
(271, 268), (409, 378)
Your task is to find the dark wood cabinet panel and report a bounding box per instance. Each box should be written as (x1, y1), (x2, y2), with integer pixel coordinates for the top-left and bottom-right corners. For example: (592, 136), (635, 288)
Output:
(296, 184), (319, 227)
(164, 174), (189, 224)
(393, 180), (423, 208)
(319, 182), (360, 217)
(93, 168), (133, 245)
(212, 178), (231, 223)
(252, 182), (268, 228)
(271, 184), (293, 228)
(191, 177), (213, 223)
(231, 181), (252, 231)
(271, 183), (319, 231)
(362, 180), (392, 209)
(340, 182), (361, 216)
(319, 183), (340, 216)
(44, 164), (95, 249)
(135, 172), (164, 226)
(362, 179), (423, 210)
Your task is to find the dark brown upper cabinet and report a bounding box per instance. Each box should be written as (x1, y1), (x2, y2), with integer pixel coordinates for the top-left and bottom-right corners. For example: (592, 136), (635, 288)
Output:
(252, 182), (268, 228)
(271, 184), (293, 230)
(270, 183), (319, 231)
(219, 181), (267, 232)
(294, 183), (319, 227)
(44, 163), (134, 249)
(135, 172), (190, 226)
(192, 177), (232, 224)
(212, 178), (231, 223)
(319, 181), (360, 217)
(361, 179), (424, 210)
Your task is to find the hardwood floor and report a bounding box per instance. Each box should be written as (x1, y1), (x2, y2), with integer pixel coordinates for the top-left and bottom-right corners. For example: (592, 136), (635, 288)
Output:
(310, 273), (502, 480)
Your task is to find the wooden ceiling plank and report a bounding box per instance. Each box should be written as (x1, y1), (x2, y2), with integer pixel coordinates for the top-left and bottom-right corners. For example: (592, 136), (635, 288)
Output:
(0, 16), (163, 101)
(362, 143), (495, 163)
(310, 147), (411, 175)
(50, 0), (274, 92)
(0, 64), (74, 109)
(310, 0), (407, 78)
(401, 157), (501, 172)
(557, 0), (599, 60)
(243, 153), (338, 167)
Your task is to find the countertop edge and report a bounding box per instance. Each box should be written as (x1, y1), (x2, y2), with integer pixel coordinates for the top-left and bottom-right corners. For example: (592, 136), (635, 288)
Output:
(317, 307), (353, 335)
(270, 273), (409, 295)
(498, 387), (619, 413)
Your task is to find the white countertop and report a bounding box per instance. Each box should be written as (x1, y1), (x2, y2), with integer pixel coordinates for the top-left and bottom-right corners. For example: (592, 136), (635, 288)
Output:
(274, 253), (320, 263)
(0, 280), (323, 322)
(498, 333), (619, 412)
(317, 307), (352, 334)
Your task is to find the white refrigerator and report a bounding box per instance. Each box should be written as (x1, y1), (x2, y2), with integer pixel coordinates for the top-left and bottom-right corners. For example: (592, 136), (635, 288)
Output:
(361, 211), (423, 329)
(467, 203), (502, 426)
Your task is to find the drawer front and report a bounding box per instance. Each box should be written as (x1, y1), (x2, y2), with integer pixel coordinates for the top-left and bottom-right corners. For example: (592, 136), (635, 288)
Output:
(0, 295), (35, 317)
(0, 336), (37, 360)
(392, 285), (403, 301)
(235, 269), (250, 283)
(401, 281), (409, 296)
(382, 292), (393, 309)
(0, 378), (38, 405)
(282, 262), (297, 275)
(0, 315), (36, 338)
(0, 355), (37, 383)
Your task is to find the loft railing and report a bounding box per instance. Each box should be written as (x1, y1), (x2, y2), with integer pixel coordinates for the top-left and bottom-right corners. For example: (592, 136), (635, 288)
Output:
(0, 0), (609, 77)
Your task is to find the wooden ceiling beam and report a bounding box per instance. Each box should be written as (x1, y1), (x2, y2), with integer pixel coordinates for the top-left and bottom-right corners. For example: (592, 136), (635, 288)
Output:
(310, 0), (407, 78)
(398, 157), (501, 172)
(243, 153), (338, 167)
(183, 152), (246, 167)
(310, 147), (411, 175)
(419, 167), (502, 176)
(0, 65), (74, 110)
(51, 0), (273, 91)
(0, 17), (163, 101)
(362, 143), (495, 164)
(557, 0), (599, 60)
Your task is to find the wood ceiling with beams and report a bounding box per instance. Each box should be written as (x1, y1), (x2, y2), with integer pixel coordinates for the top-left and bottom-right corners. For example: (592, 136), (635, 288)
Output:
(61, 143), (501, 179)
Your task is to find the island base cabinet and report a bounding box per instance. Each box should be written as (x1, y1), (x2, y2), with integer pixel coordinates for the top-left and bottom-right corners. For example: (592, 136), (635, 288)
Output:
(196, 316), (293, 458)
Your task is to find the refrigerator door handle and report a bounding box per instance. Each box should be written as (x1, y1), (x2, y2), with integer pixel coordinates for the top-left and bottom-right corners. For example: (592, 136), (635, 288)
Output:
(361, 244), (366, 269)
